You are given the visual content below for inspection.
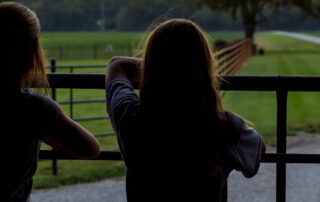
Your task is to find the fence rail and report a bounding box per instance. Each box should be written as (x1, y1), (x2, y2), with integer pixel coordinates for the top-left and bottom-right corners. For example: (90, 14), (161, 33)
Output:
(214, 38), (252, 75)
(40, 150), (320, 163)
(46, 64), (106, 69)
(48, 73), (320, 91)
(43, 73), (320, 202)
(46, 60), (110, 175)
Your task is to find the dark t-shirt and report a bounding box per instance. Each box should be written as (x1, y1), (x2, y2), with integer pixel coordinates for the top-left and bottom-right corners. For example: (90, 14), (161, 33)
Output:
(106, 78), (262, 202)
(2, 90), (61, 202)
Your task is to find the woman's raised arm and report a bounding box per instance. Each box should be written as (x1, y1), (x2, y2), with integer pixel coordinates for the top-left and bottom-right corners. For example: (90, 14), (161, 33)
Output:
(42, 110), (100, 159)
(105, 56), (141, 86)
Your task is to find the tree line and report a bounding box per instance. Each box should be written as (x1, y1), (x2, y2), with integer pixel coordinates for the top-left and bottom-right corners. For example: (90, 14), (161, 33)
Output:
(15, 0), (320, 33)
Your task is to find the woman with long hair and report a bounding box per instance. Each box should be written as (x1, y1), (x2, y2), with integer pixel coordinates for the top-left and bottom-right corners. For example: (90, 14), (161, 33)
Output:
(0, 2), (100, 201)
(106, 18), (266, 201)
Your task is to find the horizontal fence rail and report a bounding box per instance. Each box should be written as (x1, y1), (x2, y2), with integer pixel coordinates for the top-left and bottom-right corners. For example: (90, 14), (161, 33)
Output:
(39, 150), (320, 163)
(214, 39), (252, 75)
(58, 98), (106, 105)
(43, 73), (320, 202)
(46, 64), (106, 69)
(45, 73), (320, 161)
(48, 73), (320, 91)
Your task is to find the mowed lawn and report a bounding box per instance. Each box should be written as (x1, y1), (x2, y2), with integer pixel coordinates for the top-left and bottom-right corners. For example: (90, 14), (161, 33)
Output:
(33, 31), (320, 189)
(40, 31), (244, 60)
(224, 32), (320, 144)
(305, 31), (320, 38)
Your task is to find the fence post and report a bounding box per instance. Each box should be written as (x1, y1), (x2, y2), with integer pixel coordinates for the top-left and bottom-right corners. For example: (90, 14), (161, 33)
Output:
(69, 66), (74, 118)
(50, 58), (58, 176)
(276, 89), (288, 202)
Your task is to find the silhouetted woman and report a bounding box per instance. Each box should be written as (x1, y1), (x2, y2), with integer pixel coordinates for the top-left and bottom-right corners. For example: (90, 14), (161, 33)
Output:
(0, 2), (100, 201)
(105, 19), (266, 201)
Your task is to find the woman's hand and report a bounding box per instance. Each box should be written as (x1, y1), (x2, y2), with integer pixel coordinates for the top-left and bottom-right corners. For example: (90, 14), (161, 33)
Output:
(105, 56), (142, 86)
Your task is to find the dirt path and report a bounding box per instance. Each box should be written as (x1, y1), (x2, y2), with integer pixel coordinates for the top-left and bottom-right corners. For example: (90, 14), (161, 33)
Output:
(272, 31), (320, 44)
(31, 132), (320, 202)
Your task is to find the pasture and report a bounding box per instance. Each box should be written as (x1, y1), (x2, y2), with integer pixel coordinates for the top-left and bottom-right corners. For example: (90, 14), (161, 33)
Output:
(307, 31), (320, 37)
(33, 31), (320, 189)
(40, 32), (244, 60)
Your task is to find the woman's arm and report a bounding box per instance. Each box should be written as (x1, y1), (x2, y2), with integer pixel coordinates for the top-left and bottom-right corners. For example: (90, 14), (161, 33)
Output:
(105, 56), (141, 86)
(225, 111), (265, 178)
(42, 111), (100, 159)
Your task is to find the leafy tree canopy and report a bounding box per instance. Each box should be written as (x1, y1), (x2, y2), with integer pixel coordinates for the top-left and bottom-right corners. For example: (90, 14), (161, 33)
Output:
(171, 0), (320, 38)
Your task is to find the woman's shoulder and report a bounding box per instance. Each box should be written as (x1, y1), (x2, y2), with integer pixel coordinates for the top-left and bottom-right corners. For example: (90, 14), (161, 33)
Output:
(21, 90), (61, 115)
(216, 110), (261, 148)
(219, 110), (244, 125)
(218, 111), (252, 135)
(22, 89), (51, 102)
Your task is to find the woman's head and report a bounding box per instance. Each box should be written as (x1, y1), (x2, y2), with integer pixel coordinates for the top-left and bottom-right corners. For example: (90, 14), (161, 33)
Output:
(139, 18), (222, 116)
(0, 2), (47, 91)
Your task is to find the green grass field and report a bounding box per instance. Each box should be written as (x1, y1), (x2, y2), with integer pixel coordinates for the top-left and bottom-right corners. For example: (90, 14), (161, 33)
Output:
(33, 31), (320, 189)
(224, 32), (320, 143)
(40, 31), (244, 60)
(41, 31), (244, 49)
(305, 31), (320, 37)
(41, 32), (142, 60)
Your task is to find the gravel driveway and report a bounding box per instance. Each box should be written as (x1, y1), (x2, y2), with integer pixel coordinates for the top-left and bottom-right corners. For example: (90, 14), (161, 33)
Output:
(31, 132), (320, 202)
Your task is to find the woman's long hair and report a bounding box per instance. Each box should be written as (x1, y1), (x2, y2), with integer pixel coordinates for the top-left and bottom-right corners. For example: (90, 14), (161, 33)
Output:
(139, 19), (223, 125)
(0, 2), (48, 93)
(137, 19), (237, 177)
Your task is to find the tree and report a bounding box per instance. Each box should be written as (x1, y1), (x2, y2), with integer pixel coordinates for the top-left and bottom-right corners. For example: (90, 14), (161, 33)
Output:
(116, 0), (193, 31)
(198, 0), (318, 39)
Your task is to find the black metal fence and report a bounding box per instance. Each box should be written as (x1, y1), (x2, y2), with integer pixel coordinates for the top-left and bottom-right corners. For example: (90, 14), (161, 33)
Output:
(47, 59), (113, 175)
(41, 73), (320, 202)
(48, 59), (110, 136)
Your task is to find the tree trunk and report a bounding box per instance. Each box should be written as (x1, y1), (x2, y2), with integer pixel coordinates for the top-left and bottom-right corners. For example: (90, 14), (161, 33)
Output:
(245, 26), (254, 39)
(244, 21), (255, 39)
(241, 1), (258, 40)
(244, 20), (257, 55)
